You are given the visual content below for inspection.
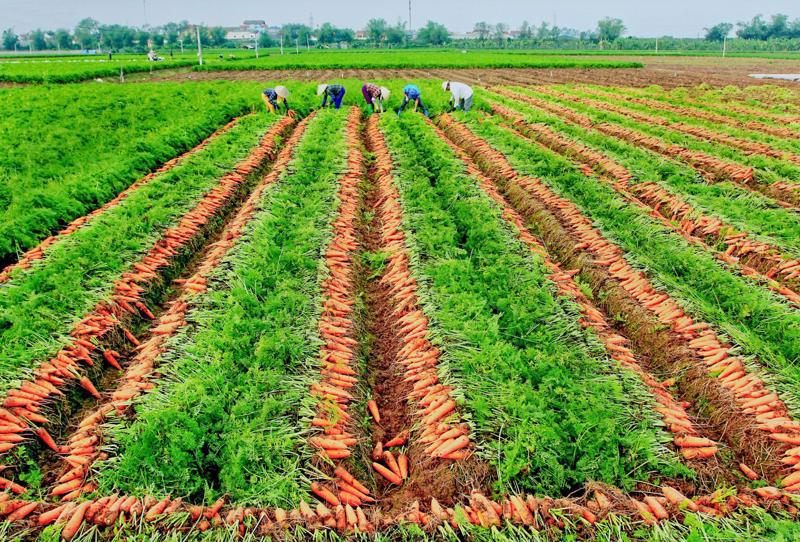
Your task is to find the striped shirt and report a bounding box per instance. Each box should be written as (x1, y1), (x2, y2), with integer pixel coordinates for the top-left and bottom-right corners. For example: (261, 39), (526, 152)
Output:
(363, 83), (381, 99)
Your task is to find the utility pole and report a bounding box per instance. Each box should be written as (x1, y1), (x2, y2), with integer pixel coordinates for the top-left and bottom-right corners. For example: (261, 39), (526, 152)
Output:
(655, 37), (659, 53)
(306, 34), (310, 50)
(295, 37), (299, 54)
(196, 26), (203, 65)
(408, 0), (412, 35)
(179, 38), (184, 53)
(723, 35), (727, 57)
(255, 34), (259, 59)
(280, 34), (284, 54)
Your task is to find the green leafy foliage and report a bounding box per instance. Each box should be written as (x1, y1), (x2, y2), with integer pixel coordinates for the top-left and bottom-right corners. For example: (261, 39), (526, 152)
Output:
(459, 111), (800, 402)
(0, 82), (267, 262)
(93, 109), (350, 506)
(379, 112), (688, 496)
(0, 113), (275, 395)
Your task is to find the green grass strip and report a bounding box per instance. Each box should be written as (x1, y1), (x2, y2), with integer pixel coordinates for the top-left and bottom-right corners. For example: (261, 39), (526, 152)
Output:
(458, 112), (800, 402)
(484, 90), (800, 257)
(379, 113), (689, 496)
(0, 114), (276, 396)
(92, 109), (349, 507)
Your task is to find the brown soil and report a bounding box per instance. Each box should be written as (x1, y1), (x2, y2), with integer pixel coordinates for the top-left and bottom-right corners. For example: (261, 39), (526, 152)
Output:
(125, 56), (800, 89)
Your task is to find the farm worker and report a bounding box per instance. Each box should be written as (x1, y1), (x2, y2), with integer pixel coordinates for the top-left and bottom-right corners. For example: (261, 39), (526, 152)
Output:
(397, 84), (429, 117)
(443, 81), (474, 112)
(318, 84), (346, 109)
(362, 83), (391, 113)
(262, 86), (290, 115)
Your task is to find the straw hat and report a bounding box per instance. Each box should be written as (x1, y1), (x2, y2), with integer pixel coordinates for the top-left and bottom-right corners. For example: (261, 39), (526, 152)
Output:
(316, 84), (328, 96)
(380, 87), (391, 100)
(275, 86), (290, 98)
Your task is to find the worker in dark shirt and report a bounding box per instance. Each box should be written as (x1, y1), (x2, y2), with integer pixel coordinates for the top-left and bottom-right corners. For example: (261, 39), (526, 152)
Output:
(318, 84), (346, 109)
(262, 86), (290, 114)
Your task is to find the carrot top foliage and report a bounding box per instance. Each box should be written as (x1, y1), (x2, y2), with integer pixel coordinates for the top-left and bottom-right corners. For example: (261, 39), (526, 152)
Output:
(0, 82), (262, 263)
(378, 113), (690, 496)
(93, 109), (350, 506)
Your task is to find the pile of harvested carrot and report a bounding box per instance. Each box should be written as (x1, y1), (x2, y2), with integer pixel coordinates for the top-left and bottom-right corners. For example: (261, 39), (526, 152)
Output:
(366, 114), (472, 466)
(307, 107), (375, 505)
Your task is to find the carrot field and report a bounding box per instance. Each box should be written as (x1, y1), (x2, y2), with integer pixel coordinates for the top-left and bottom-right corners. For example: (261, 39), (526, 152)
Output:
(2, 73), (800, 541)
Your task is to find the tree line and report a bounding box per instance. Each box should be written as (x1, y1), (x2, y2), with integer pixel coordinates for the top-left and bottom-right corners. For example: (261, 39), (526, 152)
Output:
(1, 13), (799, 53)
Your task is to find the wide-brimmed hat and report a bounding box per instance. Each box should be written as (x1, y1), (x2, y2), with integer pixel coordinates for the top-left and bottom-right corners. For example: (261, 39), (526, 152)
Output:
(275, 86), (290, 98)
(380, 87), (391, 100)
(316, 84), (328, 96)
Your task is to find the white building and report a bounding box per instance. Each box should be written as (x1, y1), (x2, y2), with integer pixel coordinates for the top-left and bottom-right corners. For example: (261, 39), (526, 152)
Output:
(225, 30), (258, 41)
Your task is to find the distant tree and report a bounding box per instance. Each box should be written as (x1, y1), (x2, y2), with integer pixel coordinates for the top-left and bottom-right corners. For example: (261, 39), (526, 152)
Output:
(597, 17), (626, 42)
(2, 28), (18, 50)
(767, 13), (789, 38)
(493, 23), (508, 46)
(30, 29), (48, 50)
(535, 21), (550, 40)
(518, 20), (532, 39)
(416, 20), (449, 46)
(152, 34), (165, 47)
(54, 29), (72, 49)
(209, 26), (227, 46)
(282, 23), (313, 45)
(258, 32), (274, 47)
(704, 22), (733, 41)
(736, 14), (769, 40)
(74, 17), (100, 49)
(385, 22), (406, 46)
(473, 21), (491, 40)
(317, 23), (354, 45)
(366, 18), (388, 46)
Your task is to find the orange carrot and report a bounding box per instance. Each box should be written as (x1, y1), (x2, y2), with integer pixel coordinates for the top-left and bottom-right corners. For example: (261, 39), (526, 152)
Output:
(373, 462), (402, 485)
(384, 430), (409, 448)
(311, 482), (340, 507)
(51, 478), (82, 497)
(38, 503), (68, 526)
(334, 466), (370, 495)
(367, 400), (380, 423)
(62, 501), (90, 541)
(383, 451), (402, 478)
(398, 454), (409, 480)
(35, 427), (63, 454)
(739, 463), (759, 481)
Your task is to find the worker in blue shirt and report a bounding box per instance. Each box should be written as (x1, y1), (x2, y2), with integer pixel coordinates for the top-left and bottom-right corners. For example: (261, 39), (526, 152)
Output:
(318, 84), (346, 109)
(397, 84), (429, 117)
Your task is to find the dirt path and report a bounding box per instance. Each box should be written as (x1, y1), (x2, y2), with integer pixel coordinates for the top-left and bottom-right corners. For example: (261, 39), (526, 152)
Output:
(124, 56), (800, 89)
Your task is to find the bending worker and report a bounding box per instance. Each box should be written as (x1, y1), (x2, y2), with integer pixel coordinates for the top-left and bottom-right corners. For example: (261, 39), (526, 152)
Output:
(361, 82), (391, 113)
(397, 83), (429, 117)
(318, 83), (346, 110)
(262, 86), (290, 114)
(443, 81), (473, 112)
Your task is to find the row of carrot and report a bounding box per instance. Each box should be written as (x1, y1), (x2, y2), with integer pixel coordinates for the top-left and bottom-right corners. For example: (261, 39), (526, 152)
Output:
(433, 114), (713, 461)
(0, 116), (245, 285)
(305, 107), (375, 506)
(449, 109), (800, 484)
(0, 119), (293, 480)
(47, 116), (305, 503)
(486, 101), (800, 307)
(366, 114), (473, 466)
(492, 88), (800, 210)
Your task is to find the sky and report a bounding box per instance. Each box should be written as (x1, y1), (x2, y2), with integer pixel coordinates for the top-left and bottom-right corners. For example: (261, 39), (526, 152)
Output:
(2, 0), (798, 37)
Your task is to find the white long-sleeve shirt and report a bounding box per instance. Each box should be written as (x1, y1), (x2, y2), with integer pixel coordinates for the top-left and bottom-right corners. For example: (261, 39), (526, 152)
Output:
(449, 82), (473, 102)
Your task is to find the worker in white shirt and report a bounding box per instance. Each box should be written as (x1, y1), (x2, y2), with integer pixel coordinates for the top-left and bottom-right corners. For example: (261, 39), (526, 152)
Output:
(443, 81), (474, 112)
